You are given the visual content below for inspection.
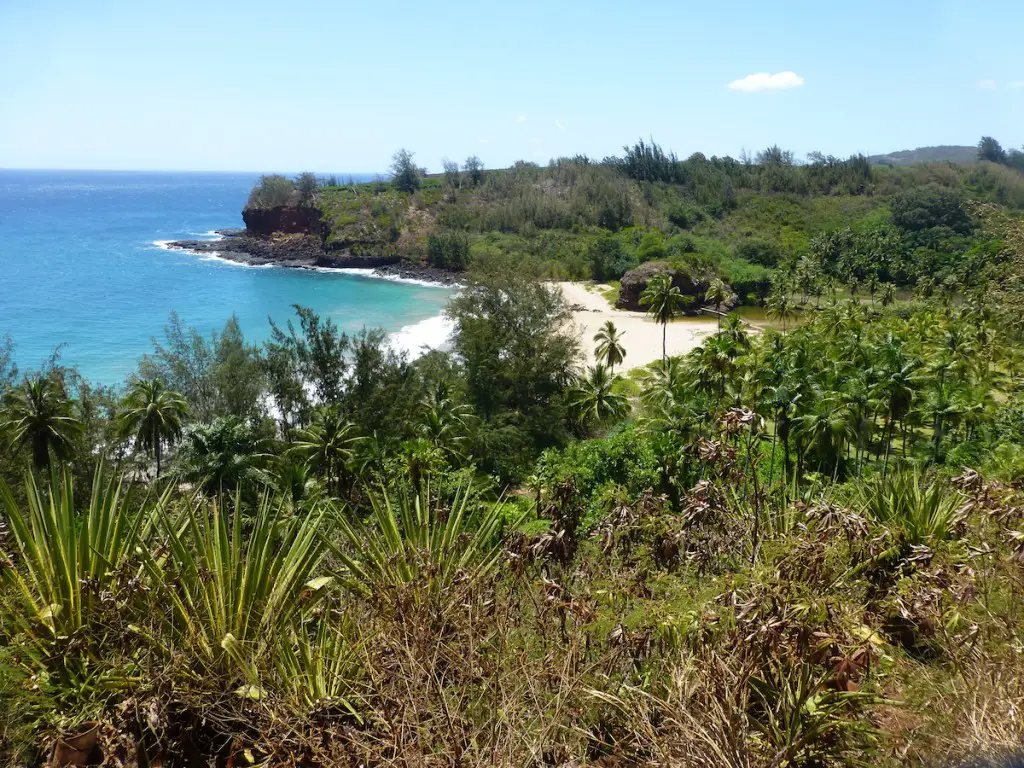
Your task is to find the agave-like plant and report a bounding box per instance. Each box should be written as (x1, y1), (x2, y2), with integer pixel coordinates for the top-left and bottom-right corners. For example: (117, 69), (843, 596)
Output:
(750, 659), (883, 766)
(276, 616), (360, 718)
(856, 469), (963, 545)
(329, 483), (511, 598)
(0, 465), (157, 676)
(140, 491), (334, 687)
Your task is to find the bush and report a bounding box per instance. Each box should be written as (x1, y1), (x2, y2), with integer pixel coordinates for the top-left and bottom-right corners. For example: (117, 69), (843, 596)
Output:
(427, 231), (470, 270)
(736, 238), (783, 267)
(246, 174), (296, 209)
(588, 236), (636, 281)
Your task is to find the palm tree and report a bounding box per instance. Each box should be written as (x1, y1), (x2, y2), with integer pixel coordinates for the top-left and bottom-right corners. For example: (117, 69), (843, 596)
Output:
(640, 357), (688, 413)
(795, 392), (855, 480)
(871, 338), (916, 472)
(593, 321), (626, 373)
(721, 313), (751, 353)
(847, 276), (860, 300)
(417, 393), (473, 464)
(291, 406), (361, 497)
(116, 378), (189, 478)
(867, 274), (880, 305)
(173, 417), (270, 494)
(568, 364), (630, 426)
(691, 335), (735, 409)
(2, 376), (83, 469)
(766, 291), (796, 335)
(880, 283), (897, 308)
(640, 274), (690, 363)
(705, 278), (730, 330)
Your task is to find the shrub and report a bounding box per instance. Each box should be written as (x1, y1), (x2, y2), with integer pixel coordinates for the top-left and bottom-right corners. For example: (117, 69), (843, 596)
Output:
(427, 231), (470, 270)
(246, 174), (296, 209)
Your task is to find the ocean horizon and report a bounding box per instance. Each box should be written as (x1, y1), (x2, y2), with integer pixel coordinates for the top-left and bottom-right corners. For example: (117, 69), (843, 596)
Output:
(0, 169), (453, 385)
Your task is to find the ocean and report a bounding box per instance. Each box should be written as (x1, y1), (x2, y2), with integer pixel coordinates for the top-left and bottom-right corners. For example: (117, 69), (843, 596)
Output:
(0, 170), (453, 385)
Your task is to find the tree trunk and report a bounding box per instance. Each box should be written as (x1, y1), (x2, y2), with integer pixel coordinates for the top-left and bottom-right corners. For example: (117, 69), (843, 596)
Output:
(882, 416), (893, 478)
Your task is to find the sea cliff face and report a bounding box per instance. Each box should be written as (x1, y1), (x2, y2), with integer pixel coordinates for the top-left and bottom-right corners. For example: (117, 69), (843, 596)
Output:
(242, 204), (327, 238)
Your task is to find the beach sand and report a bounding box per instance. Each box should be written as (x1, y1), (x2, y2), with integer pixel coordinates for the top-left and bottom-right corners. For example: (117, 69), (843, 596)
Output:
(557, 282), (718, 370)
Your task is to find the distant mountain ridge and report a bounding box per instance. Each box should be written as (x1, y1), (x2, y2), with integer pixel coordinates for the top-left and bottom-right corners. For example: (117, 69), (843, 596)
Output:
(867, 145), (977, 166)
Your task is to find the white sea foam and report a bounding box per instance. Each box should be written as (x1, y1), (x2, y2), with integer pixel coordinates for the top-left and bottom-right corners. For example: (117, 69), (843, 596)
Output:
(151, 239), (273, 268)
(388, 314), (454, 359)
(315, 266), (456, 289)
(196, 252), (275, 268)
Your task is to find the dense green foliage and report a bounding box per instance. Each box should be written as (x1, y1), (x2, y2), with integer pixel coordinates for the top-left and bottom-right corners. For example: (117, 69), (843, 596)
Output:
(302, 137), (1024, 307)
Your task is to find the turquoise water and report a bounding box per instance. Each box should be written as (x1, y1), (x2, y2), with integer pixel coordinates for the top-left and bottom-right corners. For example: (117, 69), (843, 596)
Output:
(0, 170), (452, 384)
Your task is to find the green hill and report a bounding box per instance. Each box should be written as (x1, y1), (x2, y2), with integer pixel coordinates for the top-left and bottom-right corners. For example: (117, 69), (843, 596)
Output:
(867, 145), (978, 166)
(249, 140), (1024, 305)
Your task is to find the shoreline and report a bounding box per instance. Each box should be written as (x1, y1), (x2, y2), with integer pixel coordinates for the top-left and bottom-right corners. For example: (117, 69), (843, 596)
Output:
(557, 282), (717, 370)
(158, 230), (465, 288)
(154, 232), (457, 358)
(153, 238), (712, 369)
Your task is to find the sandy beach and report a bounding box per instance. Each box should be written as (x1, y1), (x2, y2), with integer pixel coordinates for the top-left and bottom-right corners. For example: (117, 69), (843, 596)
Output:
(557, 282), (718, 371)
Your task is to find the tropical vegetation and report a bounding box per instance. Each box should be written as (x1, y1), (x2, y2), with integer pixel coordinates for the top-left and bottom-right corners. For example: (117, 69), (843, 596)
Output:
(3, 144), (1024, 766)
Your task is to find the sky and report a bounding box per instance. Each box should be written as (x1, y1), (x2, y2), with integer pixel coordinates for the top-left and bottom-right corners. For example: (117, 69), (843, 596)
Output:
(1, 0), (1022, 173)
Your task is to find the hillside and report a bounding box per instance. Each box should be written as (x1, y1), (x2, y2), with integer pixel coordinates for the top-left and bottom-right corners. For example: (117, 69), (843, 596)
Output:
(868, 145), (977, 166)
(234, 140), (1024, 310)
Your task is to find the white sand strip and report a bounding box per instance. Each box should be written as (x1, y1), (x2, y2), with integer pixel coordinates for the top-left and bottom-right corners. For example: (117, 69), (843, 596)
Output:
(557, 282), (718, 370)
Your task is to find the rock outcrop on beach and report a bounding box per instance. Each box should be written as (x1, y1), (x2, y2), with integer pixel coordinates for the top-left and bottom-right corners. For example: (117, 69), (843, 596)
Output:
(616, 261), (735, 313)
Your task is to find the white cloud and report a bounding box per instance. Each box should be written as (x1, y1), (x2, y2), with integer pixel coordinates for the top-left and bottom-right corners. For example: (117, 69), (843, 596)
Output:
(978, 79), (998, 90)
(479, 138), (490, 144)
(531, 137), (541, 144)
(727, 71), (804, 92)
(1009, 81), (1024, 89)
(514, 115), (527, 123)
(554, 119), (565, 131)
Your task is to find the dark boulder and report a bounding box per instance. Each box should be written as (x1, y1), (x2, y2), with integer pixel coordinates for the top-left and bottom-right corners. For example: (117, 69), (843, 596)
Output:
(617, 261), (734, 313)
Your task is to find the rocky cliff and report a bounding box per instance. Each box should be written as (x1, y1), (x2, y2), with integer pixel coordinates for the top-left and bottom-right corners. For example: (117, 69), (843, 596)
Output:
(242, 204), (327, 238)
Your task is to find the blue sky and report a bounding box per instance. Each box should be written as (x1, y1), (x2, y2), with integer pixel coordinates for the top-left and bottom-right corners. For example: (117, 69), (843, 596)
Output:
(1, 0), (1022, 172)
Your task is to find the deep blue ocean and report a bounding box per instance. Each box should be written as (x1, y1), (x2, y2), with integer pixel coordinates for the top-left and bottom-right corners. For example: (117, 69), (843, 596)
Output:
(0, 170), (452, 385)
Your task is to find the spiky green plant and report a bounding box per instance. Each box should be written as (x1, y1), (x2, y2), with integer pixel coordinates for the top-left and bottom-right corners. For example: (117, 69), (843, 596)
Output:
(750, 660), (882, 766)
(329, 483), (511, 597)
(855, 469), (963, 545)
(140, 491), (333, 687)
(276, 616), (360, 718)
(0, 465), (156, 676)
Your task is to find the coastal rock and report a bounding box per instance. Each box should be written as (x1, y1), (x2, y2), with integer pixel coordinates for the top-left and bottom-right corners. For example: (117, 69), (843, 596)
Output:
(616, 261), (734, 313)
(164, 201), (465, 285)
(165, 233), (326, 268)
(242, 204), (326, 238)
(163, 233), (464, 285)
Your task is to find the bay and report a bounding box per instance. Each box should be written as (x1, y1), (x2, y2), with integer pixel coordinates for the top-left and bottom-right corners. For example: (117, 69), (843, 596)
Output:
(0, 170), (452, 384)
